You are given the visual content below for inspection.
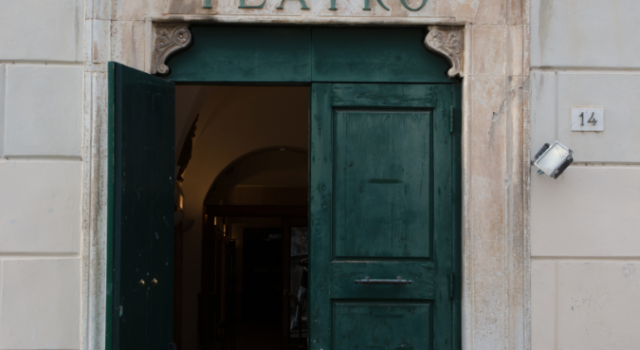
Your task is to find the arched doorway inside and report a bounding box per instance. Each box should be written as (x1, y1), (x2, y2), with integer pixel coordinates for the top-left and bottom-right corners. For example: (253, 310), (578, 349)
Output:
(201, 148), (308, 350)
(173, 85), (309, 350)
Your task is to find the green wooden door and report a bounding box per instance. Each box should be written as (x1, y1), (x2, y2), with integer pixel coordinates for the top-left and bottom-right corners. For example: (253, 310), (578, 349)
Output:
(108, 62), (175, 350)
(310, 83), (456, 350)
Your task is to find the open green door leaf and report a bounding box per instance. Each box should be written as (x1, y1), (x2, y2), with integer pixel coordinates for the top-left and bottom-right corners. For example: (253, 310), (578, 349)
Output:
(108, 62), (175, 350)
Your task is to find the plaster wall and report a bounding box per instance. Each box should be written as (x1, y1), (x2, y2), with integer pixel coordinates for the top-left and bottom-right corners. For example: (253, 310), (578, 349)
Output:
(0, 0), (84, 348)
(530, 1), (640, 349)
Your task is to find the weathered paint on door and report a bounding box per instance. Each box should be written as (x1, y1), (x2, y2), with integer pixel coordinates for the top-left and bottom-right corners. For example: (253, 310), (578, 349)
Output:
(107, 26), (460, 350)
(310, 83), (456, 350)
(107, 62), (175, 350)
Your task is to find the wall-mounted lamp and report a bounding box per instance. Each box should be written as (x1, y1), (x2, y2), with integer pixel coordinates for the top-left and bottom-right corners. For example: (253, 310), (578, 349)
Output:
(533, 141), (574, 179)
(223, 217), (227, 237)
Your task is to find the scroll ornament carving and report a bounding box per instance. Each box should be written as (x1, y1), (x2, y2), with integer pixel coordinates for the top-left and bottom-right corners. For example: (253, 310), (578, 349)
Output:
(425, 26), (464, 78)
(152, 26), (193, 75)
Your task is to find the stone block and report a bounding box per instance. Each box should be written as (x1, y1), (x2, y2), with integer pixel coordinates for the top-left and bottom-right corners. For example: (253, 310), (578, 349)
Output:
(471, 25), (506, 76)
(468, 76), (507, 350)
(507, 0), (524, 25)
(85, 19), (111, 66)
(0, 259), (80, 349)
(557, 261), (640, 350)
(113, 0), (163, 20)
(0, 65), (4, 158)
(474, 0), (505, 24)
(556, 73), (640, 163)
(529, 70), (556, 157)
(0, 0), (82, 62)
(531, 0), (640, 68)
(86, 0), (112, 20)
(112, 21), (147, 71)
(0, 161), (81, 253)
(4, 65), (83, 157)
(531, 166), (640, 257)
(507, 24), (524, 76)
(531, 260), (556, 350)
(166, 0), (217, 15)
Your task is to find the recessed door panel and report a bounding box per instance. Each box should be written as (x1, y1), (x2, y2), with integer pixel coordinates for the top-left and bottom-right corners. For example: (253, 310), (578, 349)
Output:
(332, 301), (432, 350)
(333, 110), (432, 259)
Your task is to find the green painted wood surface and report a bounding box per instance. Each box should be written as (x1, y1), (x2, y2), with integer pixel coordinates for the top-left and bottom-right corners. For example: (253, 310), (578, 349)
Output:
(331, 84), (439, 107)
(309, 83), (333, 350)
(108, 62), (175, 350)
(330, 262), (436, 299)
(106, 62), (116, 350)
(309, 83), (456, 350)
(312, 28), (451, 83)
(332, 302), (432, 350)
(166, 26), (311, 83)
(333, 109), (432, 258)
(165, 27), (452, 84)
(450, 83), (463, 350)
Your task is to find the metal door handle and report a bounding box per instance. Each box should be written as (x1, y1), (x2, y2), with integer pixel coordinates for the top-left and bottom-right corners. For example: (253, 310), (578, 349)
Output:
(354, 276), (413, 285)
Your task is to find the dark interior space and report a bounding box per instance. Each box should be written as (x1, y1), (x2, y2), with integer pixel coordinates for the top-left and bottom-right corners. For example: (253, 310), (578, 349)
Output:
(200, 213), (309, 350)
(173, 85), (310, 350)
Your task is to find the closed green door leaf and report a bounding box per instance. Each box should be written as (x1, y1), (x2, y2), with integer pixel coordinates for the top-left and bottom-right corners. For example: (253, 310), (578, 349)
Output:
(108, 62), (175, 350)
(310, 83), (457, 350)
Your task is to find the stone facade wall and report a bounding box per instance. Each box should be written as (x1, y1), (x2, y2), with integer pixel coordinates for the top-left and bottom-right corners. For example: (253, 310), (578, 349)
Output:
(529, 1), (640, 349)
(4, 0), (637, 348)
(16, 0), (640, 349)
(0, 0), (84, 348)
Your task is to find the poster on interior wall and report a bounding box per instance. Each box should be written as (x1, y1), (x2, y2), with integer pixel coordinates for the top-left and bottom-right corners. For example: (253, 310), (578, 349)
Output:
(290, 227), (308, 337)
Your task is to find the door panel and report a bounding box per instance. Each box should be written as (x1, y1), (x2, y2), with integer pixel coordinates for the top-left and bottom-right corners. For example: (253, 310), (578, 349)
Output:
(330, 83), (441, 107)
(333, 110), (432, 259)
(332, 301), (432, 350)
(108, 62), (175, 350)
(310, 83), (454, 350)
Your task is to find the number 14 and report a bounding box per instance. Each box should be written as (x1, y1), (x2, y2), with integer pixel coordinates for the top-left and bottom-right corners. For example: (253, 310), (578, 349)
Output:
(579, 112), (597, 126)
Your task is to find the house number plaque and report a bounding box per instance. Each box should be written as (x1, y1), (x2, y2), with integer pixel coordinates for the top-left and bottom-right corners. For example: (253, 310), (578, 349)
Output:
(572, 107), (604, 132)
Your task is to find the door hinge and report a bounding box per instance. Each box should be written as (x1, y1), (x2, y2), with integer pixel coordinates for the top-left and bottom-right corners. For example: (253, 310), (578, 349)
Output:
(449, 106), (454, 133)
(448, 272), (455, 299)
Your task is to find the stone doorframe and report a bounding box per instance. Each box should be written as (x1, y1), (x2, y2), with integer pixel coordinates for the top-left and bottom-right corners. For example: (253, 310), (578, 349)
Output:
(83, 15), (530, 350)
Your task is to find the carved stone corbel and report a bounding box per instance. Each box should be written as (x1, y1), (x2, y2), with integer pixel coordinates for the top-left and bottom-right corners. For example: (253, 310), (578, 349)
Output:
(152, 25), (193, 75)
(424, 26), (464, 78)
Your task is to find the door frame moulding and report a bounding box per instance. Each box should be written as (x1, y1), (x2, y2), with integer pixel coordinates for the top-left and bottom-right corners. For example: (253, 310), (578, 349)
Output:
(84, 17), (530, 350)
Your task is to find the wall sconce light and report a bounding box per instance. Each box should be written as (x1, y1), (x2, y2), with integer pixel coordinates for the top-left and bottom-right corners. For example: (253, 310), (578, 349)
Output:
(534, 141), (574, 179)
(223, 217), (227, 237)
